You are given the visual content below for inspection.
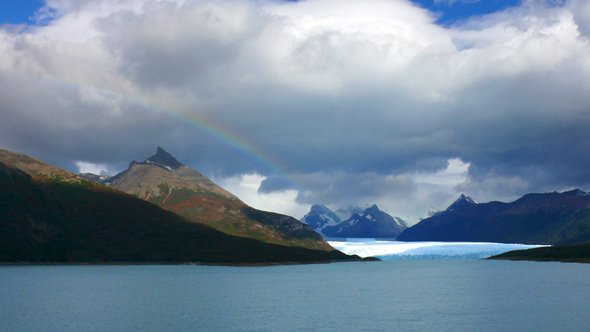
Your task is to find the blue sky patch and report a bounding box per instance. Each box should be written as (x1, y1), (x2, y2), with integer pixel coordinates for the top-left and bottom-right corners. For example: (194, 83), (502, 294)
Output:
(410, 0), (522, 25)
(0, 0), (45, 25)
(0, 0), (525, 26)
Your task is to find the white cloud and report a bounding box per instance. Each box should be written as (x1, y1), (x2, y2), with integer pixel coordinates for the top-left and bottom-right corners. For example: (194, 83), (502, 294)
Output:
(255, 158), (470, 224)
(415, 158), (469, 186)
(214, 173), (309, 219)
(1, 0), (590, 221)
(75, 161), (109, 175)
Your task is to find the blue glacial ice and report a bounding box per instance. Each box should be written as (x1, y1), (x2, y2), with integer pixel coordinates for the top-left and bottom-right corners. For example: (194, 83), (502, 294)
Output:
(328, 239), (546, 260)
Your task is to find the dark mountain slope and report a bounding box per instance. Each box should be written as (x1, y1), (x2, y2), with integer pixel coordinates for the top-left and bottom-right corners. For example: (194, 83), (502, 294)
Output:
(398, 192), (590, 245)
(0, 149), (354, 264)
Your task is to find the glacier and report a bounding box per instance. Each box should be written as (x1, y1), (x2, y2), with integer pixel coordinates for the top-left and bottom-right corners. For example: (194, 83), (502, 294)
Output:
(328, 239), (546, 260)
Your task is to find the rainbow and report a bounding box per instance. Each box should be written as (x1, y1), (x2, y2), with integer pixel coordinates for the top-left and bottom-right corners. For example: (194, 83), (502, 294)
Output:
(40, 76), (297, 188)
(138, 97), (292, 178)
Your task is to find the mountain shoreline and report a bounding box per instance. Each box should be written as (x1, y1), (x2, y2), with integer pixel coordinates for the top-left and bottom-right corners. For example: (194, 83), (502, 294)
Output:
(0, 256), (377, 267)
(489, 243), (590, 264)
(489, 257), (590, 264)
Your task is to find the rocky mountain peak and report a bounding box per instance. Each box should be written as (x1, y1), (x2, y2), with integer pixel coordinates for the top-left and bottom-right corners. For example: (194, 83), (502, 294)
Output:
(447, 193), (477, 211)
(335, 206), (364, 221)
(563, 188), (588, 197)
(310, 204), (332, 213)
(365, 204), (380, 212)
(301, 204), (341, 232)
(458, 193), (476, 203)
(145, 146), (183, 170)
(320, 203), (407, 238)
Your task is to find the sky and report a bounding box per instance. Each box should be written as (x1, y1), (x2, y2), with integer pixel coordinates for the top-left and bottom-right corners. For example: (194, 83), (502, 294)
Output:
(1, 0), (590, 223)
(0, 0), (45, 25)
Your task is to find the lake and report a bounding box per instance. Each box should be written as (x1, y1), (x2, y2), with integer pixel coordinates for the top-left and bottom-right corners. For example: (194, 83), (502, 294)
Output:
(1, 260), (589, 331)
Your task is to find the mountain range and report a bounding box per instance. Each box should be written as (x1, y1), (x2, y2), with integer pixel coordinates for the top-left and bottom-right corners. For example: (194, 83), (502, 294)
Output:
(301, 204), (407, 238)
(0, 148), (358, 264)
(398, 191), (590, 245)
(6, 145), (590, 263)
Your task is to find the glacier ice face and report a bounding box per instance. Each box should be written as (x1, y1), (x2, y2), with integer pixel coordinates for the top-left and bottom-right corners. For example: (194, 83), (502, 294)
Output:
(328, 240), (546, 260)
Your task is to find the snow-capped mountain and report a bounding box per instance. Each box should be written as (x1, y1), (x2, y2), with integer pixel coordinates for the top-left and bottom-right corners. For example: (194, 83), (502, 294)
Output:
(303, 204), (407, 238)
(334, 206), (364, 222)
(300, 204), (341, 232)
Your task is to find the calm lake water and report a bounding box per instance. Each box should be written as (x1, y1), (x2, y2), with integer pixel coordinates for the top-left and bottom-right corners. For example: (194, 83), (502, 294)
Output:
(1, 260), (589, 331)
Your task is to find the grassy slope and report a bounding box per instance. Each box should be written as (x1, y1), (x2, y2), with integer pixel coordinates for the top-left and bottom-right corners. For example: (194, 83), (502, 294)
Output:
(111, 164), (331, 250)
(0, 162), (355, 264)
(145, 184), (330, 250)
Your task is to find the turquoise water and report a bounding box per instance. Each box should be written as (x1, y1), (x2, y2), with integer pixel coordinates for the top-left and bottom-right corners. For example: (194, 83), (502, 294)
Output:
(1, 261), (589, 331)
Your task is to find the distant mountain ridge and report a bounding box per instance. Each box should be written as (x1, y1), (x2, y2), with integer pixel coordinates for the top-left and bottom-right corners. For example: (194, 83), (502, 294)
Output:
(302, 204), (407, 238)
(398, 190), (590, 245)
(0, 149), (82, 183)
(335, 206), (363, 222)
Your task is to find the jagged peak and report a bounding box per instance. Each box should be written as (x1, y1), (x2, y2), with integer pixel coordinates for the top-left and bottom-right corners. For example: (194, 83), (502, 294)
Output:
(144, 146), (183, 170)
(363, 204), (380, 216)
(301, 204), (341, 229)
(394, 216), (408, 228)
(447, 193), (477, 211)
(335, 206), (364, 221)
(310, 204), (333, 212)
(458, 193), (476, 203)
(562, 188), (589, 196)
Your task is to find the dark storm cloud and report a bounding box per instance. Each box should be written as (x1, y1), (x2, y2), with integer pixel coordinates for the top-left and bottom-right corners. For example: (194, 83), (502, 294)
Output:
(295, 172), (418, 206)
(2, 0), (590, 219)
